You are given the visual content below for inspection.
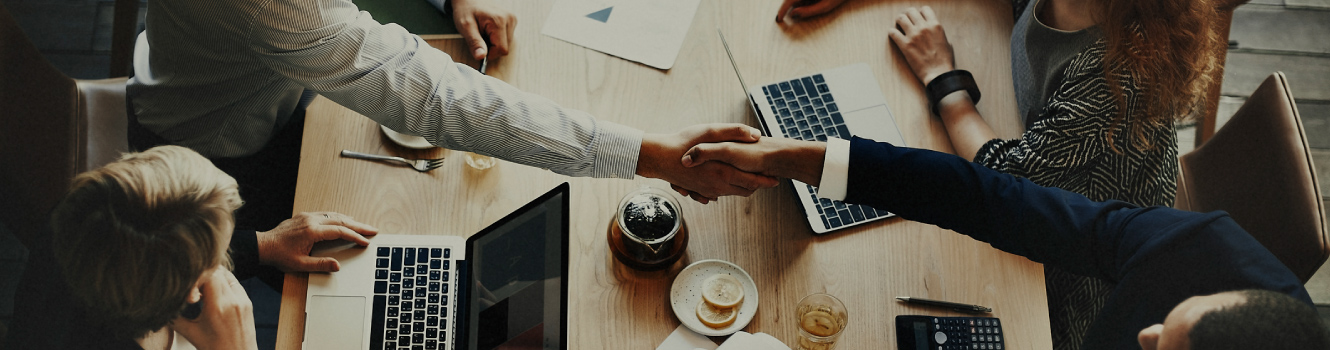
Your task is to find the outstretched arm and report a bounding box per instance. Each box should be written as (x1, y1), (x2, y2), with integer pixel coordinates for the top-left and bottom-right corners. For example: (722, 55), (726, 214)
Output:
(250, 1), (771, 199)
(682, 136), (1196, 282)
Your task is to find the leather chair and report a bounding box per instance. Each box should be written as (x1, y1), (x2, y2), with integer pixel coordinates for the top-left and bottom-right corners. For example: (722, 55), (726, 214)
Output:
(0, 4), (129, 245)
(1175, 72), (1329, 283)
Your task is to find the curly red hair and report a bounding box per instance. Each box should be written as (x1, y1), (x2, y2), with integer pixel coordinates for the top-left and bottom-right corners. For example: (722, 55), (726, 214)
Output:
(1098, 0), (1223, 148)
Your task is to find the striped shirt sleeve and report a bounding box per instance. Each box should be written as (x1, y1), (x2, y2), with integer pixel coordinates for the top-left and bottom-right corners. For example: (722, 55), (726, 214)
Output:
(245, 0), (642, 178)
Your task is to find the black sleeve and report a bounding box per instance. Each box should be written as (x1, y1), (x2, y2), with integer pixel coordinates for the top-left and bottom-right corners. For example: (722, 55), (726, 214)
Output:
(841, 137), (1193, 282)
(229, 229), (263, 280)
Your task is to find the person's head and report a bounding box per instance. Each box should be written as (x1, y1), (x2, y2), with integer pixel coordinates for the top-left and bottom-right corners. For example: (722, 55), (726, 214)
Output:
(1093, 0), (1223, 149)
(1138, 289), (1330, 350)
(50, 145), (243, 340)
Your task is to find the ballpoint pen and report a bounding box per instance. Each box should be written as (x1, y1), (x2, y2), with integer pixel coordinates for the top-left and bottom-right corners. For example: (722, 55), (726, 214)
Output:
(896, 296), (992, 314)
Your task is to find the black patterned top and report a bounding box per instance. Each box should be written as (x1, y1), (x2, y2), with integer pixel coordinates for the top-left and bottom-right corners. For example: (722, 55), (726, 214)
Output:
(982, 2), (1181, 350)
(976, 0), (1178, 208)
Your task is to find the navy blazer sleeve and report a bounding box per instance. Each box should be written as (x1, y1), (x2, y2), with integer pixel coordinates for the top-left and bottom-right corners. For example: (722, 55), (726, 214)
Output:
(843, 136), (1133, 279)
(839, 137), (1310, 348)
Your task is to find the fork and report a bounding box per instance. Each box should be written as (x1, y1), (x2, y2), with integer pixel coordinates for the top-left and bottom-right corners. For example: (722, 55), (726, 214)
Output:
(340, 150), (445, 172)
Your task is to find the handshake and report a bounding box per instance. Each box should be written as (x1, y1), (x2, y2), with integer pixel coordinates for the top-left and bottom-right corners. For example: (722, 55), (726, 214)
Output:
(638, 123), (824, 204)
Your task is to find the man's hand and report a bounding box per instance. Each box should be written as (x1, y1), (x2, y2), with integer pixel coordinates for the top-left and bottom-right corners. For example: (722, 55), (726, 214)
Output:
(887, 6), (956, 86)
(682, 137), (827, 186)
(173, 269), (258, 350)
(637, 124), (780, 203)
(451, 0), (517, 61)
(776, 0), (850, 22)
(257, 212), (380, 272)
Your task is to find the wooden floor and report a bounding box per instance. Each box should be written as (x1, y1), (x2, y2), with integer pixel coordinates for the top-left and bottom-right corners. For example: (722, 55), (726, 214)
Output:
(2, 0), (1328, 337)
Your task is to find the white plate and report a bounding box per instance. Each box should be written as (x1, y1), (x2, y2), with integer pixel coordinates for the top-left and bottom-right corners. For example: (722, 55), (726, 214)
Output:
(670, 259), (759, 336)
(380, 125), (435, 149)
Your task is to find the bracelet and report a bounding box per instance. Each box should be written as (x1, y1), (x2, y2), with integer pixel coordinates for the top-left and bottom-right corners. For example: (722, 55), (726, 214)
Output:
(925, 70), (981, 116)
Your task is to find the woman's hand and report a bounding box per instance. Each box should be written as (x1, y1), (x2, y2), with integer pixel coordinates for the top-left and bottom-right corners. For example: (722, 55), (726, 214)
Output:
(887, 6), (956, 86)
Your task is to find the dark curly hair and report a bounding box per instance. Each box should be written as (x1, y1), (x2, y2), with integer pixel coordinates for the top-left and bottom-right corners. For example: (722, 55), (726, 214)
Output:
(1189, 289), (1330, 350)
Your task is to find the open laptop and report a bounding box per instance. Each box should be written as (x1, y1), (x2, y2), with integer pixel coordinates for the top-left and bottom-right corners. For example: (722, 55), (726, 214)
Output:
(304, 183), (570, 350)
(719, 31), (906, 235)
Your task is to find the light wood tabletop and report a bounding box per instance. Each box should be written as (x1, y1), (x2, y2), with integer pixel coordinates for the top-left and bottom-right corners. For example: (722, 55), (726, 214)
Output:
(277, 0), (1049, 349)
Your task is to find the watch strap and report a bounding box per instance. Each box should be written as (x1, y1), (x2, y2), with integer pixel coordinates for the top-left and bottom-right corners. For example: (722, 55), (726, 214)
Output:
(926, 70), (981, 116)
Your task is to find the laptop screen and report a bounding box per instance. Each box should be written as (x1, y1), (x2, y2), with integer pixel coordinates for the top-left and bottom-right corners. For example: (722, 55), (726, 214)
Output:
(462, 184), (569, 350)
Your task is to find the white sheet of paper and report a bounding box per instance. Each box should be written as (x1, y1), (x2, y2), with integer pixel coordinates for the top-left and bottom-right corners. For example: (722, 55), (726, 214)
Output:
(541, 0), (702, 69)
(657, 324), (719, 350)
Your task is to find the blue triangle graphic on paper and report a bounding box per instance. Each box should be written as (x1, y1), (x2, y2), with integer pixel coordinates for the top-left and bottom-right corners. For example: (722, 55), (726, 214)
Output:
(586, 6), (613, 23)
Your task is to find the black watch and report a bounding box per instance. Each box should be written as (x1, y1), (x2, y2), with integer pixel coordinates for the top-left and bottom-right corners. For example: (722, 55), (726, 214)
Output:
(925, 70), (981, 116)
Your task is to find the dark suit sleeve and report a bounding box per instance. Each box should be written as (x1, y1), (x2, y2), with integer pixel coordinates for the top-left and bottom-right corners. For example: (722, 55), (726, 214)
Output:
(229, 229), (263, 280)
(841, 137), (1200, 282)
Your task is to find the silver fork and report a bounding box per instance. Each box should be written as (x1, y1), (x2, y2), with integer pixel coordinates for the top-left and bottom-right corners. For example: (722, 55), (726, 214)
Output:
(340, 150), (445, 172)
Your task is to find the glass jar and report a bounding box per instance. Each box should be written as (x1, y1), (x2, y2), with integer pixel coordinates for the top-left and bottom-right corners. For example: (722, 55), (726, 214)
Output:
(607, 187), (688, 271)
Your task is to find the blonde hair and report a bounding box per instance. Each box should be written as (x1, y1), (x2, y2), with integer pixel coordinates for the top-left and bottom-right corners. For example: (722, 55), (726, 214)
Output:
(50, 145), (243, 340)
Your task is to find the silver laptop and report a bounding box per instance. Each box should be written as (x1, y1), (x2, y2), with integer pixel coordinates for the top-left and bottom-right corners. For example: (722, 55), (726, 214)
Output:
(303, 183), (570, 350)
(720, 32), (906, 235)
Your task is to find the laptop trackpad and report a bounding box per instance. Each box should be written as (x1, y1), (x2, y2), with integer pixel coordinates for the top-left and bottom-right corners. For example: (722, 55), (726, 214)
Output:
(305, 296), (366, 350)
(843, 104), (905, 146)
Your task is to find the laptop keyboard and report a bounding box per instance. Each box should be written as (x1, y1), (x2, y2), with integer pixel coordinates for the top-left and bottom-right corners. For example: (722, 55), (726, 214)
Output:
(761, 74), (893, 230)
(371, 246), (455, 350)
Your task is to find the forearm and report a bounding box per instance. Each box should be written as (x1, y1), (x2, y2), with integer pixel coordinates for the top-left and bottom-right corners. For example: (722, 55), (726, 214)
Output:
(935, 91), (997, 161)
(769, 138), (828, 185)
(254, 6), (642, 178)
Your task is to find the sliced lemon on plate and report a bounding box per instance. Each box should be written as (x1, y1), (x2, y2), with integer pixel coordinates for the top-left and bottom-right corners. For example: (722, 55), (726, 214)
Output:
(701, 274), (745, 308)
(696, 300), (738, 328)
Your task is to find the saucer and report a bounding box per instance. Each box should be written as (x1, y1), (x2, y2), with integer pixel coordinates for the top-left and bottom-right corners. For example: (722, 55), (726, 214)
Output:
(380, 125), (434, 149)
(669, 259), (759, 336)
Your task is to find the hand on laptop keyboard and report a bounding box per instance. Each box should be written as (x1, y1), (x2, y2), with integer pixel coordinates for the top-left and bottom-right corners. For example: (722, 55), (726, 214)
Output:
(257, 212), (381, 272)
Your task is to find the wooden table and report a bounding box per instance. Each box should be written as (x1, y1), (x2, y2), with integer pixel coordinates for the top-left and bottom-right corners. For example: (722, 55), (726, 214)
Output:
(278, 0), (1049, 348)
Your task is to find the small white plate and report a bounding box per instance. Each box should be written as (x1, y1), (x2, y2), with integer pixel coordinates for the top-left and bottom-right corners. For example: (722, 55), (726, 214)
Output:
(380, 125), (434, 149)
(670, 259), (759, 336)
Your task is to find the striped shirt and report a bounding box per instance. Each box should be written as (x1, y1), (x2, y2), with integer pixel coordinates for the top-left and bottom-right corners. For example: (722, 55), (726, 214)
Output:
(126, 0), (642, 179)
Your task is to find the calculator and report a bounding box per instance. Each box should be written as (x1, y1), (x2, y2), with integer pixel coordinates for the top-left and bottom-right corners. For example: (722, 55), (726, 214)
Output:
(895, 315), (1005, 350)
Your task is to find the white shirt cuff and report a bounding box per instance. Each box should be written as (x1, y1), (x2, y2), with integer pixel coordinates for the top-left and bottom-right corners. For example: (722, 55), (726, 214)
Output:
(816, 137), (851, 201)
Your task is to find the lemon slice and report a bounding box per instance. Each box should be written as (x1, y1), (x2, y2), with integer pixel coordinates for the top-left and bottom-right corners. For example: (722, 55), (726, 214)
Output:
(696, 300), (738, 329)
(800, 310), (841, 337)
(701, 274), (745, 308)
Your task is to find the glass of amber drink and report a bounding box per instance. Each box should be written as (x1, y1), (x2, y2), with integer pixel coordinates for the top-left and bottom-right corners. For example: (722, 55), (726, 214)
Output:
(794, 293), (848, 350)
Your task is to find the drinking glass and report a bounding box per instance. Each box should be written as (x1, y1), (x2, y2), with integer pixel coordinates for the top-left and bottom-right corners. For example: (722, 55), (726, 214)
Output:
(464, 152), (497, 170)
(794, 293), (849, 350)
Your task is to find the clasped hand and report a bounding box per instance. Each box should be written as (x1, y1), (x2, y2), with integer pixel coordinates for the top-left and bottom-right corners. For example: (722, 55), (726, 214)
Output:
(640, 124), (781, 204)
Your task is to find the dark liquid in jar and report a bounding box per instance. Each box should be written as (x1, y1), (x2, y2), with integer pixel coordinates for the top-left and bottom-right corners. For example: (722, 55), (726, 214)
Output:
(608, 195), (688, 271)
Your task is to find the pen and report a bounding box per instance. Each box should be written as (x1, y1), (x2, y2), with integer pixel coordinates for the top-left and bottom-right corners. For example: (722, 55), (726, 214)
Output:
(896, 296), (992, 314)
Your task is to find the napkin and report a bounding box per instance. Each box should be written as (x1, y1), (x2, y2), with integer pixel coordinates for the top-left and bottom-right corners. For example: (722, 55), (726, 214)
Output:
(716, 332), (790, 350)
(657, 325), (718, 350)
(656, 325), (790, 350)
